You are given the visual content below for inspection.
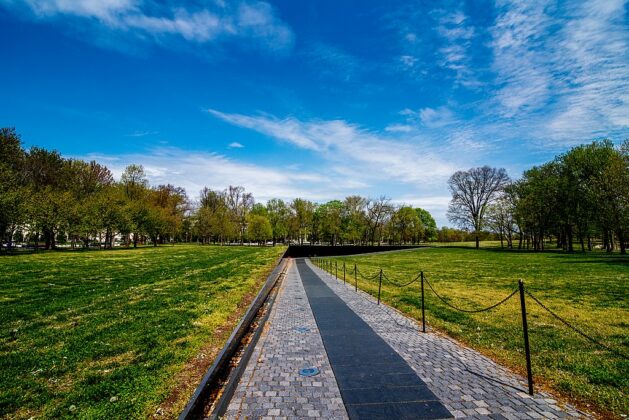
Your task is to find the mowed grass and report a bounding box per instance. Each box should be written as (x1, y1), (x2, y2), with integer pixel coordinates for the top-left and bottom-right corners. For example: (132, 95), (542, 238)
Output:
(0, 245), (285, 419)
(323, 248), (628, 418)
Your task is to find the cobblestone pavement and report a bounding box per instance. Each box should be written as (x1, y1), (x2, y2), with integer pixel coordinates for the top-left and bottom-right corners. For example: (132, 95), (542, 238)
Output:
(225, 260), (348, 419)
(306, 259), (589, 420)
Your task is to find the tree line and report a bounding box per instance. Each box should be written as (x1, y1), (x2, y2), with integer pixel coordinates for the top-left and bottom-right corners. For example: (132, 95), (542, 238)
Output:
(0, 128), (438, 250)
(2, 129), (625, 253)
(447, 140), (628, 253)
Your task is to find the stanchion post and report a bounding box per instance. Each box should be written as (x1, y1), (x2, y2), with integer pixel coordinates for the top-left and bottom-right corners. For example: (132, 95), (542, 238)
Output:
(354, 264), (357, 292)
(421, 271), (426, 333)
(377, 269), (383, 305)
(519, 279), (534, 395)
(343, 261), (346, 285)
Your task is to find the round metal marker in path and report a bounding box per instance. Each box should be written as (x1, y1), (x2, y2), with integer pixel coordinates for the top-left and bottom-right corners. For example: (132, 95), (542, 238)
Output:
(298, 367), (320, 377)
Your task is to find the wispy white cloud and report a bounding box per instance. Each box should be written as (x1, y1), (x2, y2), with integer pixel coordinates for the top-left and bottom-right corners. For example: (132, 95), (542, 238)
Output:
(126, 130), (158, 137)
(80, 142), (457, 225)
(490, 0), (554, 117)
(434, 8), (480, 87)
(388, 0), (628, 150)
(207, 108), (458, 186)
(84, 147), (343, 203)
(1, 0), (293, 52)
(394, 106), (457, 130)
(391, 195), (452, 212)
(418, 107), (456, 128)
(228, 141), (244, 148)
(304, 43), (360, 82)
(384, 123), (414, 133)
(489, 0), (629, 144)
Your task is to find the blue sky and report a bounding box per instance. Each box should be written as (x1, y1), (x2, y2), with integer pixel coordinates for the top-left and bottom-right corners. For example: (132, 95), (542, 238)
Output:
(1, 0), (628, 226)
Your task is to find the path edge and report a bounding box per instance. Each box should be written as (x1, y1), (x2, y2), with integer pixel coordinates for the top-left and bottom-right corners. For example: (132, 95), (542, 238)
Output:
(179, 253), (289, 419)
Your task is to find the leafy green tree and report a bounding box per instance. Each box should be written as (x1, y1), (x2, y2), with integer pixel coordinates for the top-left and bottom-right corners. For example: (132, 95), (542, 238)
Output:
(120, 165), (150, 247)
(247, 214), (272, 245)
(341, 195), (368, 244)
(512, 163), (561, 251)
(389, 206), (423, 244)
(588, 140), (628, 254)
(0, 128), (27, 250)
(150, 184), (188, 244)
(24, 147), (66, 249)
(266, 198), (290, 245)
(414, 208), (437, 241)
(196, 188), (236, 244)
(318, 200), (344, 245)
(290, 198), (314, 245)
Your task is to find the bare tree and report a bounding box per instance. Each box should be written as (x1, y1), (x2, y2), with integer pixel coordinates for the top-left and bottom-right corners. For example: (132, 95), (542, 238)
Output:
(486, 194), (516, 248)
(447, 166), (510, 249)
(365, 196), (393, 245)
(225, 185), (254, 244)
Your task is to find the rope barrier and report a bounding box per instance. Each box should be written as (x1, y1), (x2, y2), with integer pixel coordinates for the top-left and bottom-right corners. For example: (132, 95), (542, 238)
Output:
(382, 271), (421, 288)
(356, 267), (380, 281)
(314, 258), (627, 362)
(424, 276), (518, 313)
(525, 290), (629, 360)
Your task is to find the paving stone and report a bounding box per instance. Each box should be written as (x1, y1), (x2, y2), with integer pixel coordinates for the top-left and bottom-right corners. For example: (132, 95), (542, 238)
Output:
(305, 259), (590, 420)
(224, 258), (590, 419)
(223, 261), (348, 419)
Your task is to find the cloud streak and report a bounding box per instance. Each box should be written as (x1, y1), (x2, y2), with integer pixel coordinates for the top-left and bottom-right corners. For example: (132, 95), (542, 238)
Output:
(207, 108), (458, 186)
(84, 147), (347, 204)
(489, 0), (629, 145)
(1, 0), (294, 52)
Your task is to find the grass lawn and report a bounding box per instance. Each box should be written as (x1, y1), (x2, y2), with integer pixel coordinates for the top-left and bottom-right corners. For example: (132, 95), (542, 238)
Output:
(0, 244), (285, 419)
(427, 240), (503, 248)
(321, 248), (628, 418)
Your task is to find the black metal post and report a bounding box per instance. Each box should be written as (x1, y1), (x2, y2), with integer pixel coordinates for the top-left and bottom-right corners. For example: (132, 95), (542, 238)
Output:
(343, 262), (346, 285)
(335, 261), (338, 280)
(421, 271), (426, 333)
(377, 269), (383, 305)
(354, 264), (357, 292)
(519, 279), (534, 395)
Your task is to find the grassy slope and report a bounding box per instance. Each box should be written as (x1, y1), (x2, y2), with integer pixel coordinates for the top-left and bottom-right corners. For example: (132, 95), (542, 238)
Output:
(0, 245), (285, 419)
(324, 248), (628, 418)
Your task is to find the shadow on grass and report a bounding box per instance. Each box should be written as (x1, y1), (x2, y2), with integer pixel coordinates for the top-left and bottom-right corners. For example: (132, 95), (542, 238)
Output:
(554, 258), (629, 266)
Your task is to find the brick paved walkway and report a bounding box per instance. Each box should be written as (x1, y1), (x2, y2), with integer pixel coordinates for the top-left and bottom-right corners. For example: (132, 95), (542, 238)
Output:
(224, 258), (589, 419)
(225, 260), (348, 419)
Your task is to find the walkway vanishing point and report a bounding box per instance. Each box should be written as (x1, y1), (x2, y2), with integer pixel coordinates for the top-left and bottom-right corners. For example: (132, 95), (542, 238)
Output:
(224, 258), (588, 419)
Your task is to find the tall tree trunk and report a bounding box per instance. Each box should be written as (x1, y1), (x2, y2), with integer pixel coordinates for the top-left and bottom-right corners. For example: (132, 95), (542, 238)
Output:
(618, 229), (626, 255)
(475, 234), (480, 249)
(44, 229), (52, 250)
(518, 230), (523, 249)
(607, 230), (614, 252)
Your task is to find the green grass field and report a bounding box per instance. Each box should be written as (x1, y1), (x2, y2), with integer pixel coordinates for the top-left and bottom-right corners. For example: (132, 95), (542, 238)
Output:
(0, 245), (285, 419)
(322, 248), (628, 418)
